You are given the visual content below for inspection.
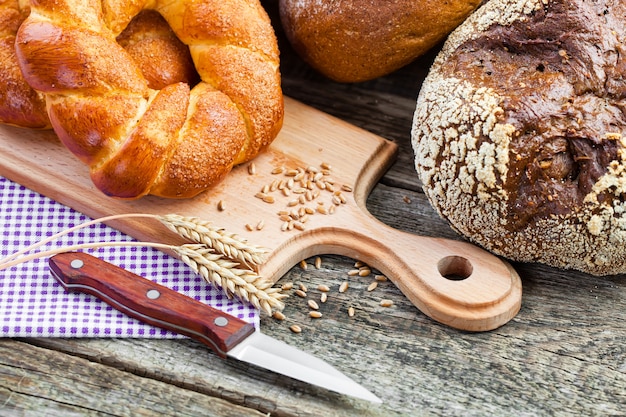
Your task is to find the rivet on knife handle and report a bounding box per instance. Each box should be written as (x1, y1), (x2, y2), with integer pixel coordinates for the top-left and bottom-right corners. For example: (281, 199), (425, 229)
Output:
(48, 251), (255, 358)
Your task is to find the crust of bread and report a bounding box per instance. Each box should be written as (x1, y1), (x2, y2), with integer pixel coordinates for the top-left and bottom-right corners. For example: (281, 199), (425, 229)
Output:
(116, 10), (199, 90)
(412, 0), (626, 275)
(279, 0), (482, 83)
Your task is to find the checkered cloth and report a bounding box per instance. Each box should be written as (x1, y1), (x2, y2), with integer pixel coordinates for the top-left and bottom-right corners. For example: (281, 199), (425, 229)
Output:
(0, 176), (258, 338)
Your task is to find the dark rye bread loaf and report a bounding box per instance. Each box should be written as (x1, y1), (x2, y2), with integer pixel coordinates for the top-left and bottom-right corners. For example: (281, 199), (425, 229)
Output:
(412, 0), (626, 275)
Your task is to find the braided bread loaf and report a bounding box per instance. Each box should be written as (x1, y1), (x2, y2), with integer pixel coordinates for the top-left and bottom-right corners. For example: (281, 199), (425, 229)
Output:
(15, 0), (284, 199)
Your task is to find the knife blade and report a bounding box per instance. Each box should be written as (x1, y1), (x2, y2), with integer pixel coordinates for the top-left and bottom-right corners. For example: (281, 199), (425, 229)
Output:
(48, 251), (382, 403)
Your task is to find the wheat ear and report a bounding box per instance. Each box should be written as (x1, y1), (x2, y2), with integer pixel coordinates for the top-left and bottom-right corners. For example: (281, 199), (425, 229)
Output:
(158, 214), (268, 267)
(174, 244), (286, 314)
(1, 213), (285, 313)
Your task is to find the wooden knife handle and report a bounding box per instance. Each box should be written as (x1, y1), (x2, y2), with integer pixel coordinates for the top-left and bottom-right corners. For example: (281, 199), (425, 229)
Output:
(48, 252), (255, 357)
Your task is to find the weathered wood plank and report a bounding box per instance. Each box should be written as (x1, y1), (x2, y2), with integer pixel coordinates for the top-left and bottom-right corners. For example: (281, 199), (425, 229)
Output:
(8, 213), (626, 416)
(0, 340), (267, 417)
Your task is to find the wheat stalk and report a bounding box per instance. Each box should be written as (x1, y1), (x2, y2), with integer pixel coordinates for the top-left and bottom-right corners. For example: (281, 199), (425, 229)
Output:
(0, 213), (285, 314)
(158, 214), (268, 267)
(0, 213), (149, 268)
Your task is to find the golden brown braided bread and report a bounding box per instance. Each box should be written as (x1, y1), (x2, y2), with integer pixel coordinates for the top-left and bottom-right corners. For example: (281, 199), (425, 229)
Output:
(15, 0), (284, 199)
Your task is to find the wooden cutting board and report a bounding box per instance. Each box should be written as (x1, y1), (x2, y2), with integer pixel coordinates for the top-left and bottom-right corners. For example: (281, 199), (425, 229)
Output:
(0, 97), (521, 331)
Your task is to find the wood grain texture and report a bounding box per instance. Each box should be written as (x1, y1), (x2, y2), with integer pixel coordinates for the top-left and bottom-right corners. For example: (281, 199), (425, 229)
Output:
(0, 340), (267, 416)
(1, 1), (625, 415)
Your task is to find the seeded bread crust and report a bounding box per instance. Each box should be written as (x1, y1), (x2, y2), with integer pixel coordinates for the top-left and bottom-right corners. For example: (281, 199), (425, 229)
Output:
(15, 0), (283, 199)
(412, 0), (626, 275)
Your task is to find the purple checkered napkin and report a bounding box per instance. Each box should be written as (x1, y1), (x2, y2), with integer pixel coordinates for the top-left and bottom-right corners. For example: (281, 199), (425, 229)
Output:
(0, 176), (259, 338)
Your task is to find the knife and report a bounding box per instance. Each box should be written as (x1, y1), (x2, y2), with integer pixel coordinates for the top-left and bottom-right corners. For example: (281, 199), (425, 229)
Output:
(48, 251), (382, 403)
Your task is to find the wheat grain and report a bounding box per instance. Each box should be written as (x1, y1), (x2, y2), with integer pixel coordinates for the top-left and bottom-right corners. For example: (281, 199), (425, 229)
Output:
(317, 284), (330, 292)
(380, 299), (394, 307)
(358, 268), (372, 277)
(272, 311), (286, 321)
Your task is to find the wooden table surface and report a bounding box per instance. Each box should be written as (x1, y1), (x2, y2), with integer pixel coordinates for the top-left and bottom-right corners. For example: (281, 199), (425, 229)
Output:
(2, 2), (625, 415)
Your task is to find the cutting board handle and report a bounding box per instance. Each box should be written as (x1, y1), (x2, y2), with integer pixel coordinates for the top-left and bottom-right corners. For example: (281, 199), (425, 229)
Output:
(258, 198), (522, 332)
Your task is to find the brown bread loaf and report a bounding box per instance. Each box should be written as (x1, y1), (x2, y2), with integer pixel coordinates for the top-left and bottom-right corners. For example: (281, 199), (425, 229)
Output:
(278, 0), (482, 82)
(412, 0), (626, 275)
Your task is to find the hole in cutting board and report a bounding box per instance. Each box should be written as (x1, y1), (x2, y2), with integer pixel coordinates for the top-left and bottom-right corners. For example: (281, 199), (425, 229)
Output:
(437, 256), (473, 281)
